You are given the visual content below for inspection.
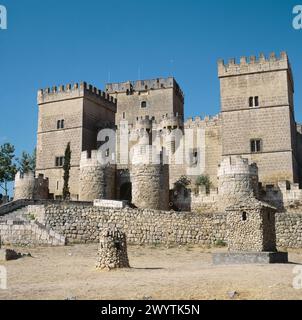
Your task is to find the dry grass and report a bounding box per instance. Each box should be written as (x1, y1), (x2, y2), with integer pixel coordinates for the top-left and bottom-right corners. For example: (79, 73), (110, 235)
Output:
(0, 244), (301, 300)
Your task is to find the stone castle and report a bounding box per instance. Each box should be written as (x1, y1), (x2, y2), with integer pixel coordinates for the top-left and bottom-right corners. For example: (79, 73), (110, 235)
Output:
(13, 51), (302, 213)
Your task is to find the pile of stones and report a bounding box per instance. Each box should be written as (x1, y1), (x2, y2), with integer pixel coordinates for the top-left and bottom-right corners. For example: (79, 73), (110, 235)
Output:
(96, 228), (130, 270)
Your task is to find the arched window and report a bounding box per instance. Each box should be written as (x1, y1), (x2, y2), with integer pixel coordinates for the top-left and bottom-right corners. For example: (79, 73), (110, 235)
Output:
(141, 101), (147, 108)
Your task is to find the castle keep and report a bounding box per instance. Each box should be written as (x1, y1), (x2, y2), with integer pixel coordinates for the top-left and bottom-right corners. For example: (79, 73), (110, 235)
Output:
(218, 52), (300, 185)
(14, 52), (302, 213)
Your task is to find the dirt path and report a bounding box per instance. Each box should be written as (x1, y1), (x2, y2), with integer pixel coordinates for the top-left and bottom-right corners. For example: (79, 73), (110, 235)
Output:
(0, 244), (301, 300)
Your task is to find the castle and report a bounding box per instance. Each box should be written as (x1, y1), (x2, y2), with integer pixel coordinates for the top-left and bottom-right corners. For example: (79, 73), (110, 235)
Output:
(14, 52), (302, 212)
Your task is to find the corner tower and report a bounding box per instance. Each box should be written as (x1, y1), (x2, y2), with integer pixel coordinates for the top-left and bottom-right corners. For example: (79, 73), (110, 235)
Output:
(36, 82), (116, 200)
(218, 52), (299, 185)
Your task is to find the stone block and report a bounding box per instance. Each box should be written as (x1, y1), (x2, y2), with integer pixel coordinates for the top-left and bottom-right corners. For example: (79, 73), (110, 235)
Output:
(212, 251), (288, 265)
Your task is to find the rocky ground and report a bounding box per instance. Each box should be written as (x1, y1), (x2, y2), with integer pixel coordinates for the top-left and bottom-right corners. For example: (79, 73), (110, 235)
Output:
(0, 244), (301, 300)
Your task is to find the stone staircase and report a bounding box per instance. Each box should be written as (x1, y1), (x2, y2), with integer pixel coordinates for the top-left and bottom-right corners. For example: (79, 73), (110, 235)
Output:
(0, 207), (29, 222)
(0, 202), (66, 246)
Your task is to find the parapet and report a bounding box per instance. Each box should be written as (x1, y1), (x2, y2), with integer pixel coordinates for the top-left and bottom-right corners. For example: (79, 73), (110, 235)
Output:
(15, 171), (35, 182)
(106, 77), (184, 102)
(218, 156), (258, 177)
(160, 113), (184, 129)
(37, 82), (117, 111)
(260, 181), (302, 212)
(184, 114), (221, 129)
(134, 115), (154, 131)
(218, 52), (292, 78)
(14, 172), (49, 201)
(80, 150), (100, 167)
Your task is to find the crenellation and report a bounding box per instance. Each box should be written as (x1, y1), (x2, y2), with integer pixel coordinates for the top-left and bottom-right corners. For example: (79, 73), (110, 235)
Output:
(38, 81), (117, 107)
(106, 77), (184, 102)
(25, 51), (302, 213)
(218, 51), (291, 78)
(184, 114), (220, 129)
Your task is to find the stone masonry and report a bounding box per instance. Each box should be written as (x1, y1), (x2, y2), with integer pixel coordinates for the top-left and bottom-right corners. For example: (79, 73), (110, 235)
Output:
(218, 52), (299, 185)
(96, 228), (130, 270)
(226, 200), (276, 252)
(30, 52), (302, 208)
(14, 172), (49, 201)
(36, 82), (116, 200)
(79, 150), (116, 201)
(217, 156), (259, 210)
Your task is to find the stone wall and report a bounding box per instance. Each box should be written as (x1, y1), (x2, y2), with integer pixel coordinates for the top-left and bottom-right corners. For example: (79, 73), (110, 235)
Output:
(0, 221), (66, 246)
(34, 203), (302, 249)
(43, 204), (226, 245)
(276, 212), (302, 249)
(261, 181), (302, 212)
(184, 115), (222, 188)
(191, 186), (219, 213)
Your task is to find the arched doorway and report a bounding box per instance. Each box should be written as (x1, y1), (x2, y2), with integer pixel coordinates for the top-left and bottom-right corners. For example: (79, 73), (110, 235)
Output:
(120, 182), (132, 202)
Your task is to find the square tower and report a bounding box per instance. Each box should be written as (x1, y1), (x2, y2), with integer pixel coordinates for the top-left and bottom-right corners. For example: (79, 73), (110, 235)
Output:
(105, 77), (184, 126)
(36, 82), (116, 199)
(218, 52), (299, 185)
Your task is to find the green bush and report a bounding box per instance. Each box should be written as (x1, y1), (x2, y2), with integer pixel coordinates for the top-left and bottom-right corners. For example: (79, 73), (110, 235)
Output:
(195, 175), (212, 192)
(215, 239), (227, 247)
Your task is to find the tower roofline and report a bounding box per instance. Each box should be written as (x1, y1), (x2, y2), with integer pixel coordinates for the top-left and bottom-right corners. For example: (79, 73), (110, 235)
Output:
(37, 81), (117, 112)
(218, 51), (290, 73)
(105, 77), (184, 101)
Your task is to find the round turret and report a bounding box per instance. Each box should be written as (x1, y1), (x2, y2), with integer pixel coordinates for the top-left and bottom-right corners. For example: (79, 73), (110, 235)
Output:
(218, 156), (259, 209)
(130, 135), (169, 211)
(14, 172), (35, 200)
(79, 150), (116, 201)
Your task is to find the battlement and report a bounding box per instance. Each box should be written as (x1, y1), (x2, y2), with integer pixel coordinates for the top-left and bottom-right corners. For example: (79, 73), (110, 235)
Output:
(38, 82), (117, 108)
(260, 181), (302, 211)
(15, 172), (49, 184)
(15, 171), (35, 182)
(184, 114), (221, 129)
(218, 156), (258, 177)
(134, 116), (154, 131)
(14, 172), (49, 201)
(218, 52), (292, 78)
(80, 150), (100, 167)
(160, 113), (183, 129)
(105, 77), (184, 101)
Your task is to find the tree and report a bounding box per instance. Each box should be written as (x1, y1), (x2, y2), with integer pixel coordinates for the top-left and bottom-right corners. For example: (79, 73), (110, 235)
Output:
(16, 148), (36, 174)
(174, 175), (191, 192)
(62, 142), (71, 200)
(195, 175), (212, 193)
(0, 143), (17, 197)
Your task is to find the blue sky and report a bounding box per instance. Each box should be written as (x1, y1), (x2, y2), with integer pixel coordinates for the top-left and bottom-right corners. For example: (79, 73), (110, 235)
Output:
(0, 0), (302, 158)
